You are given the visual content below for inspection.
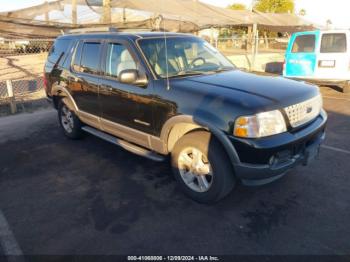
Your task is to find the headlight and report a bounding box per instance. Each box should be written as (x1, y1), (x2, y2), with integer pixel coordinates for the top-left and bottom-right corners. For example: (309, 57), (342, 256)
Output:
(234, 110), (287, 138)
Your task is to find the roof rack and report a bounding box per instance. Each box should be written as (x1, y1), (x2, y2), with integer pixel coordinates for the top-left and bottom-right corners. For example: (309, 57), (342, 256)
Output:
(64, 27), (118, 34)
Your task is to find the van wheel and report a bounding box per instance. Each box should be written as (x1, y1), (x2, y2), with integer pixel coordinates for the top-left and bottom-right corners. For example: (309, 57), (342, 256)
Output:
(58, 101), (82, 139)
(171, 131), (236, 203)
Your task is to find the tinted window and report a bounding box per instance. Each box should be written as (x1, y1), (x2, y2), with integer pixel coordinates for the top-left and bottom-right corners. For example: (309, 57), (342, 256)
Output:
(72, 41), (83, 71)
(48, 39), (71, 65)
(321, 33), (347, 53)
(105, 43), (137, 78)
(292, 35), (315, 53)
(80, 42), (101, 74)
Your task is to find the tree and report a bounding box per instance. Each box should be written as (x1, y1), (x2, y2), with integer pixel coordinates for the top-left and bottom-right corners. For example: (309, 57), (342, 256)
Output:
(227, 3), (247, 10)
(254, 0), (295, 13)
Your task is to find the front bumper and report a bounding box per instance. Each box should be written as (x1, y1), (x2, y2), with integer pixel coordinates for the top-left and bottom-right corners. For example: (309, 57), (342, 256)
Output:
(230, 110), (327, 182)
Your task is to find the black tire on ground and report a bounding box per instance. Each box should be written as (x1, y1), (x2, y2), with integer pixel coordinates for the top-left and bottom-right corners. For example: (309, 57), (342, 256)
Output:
(171, 131), (236, 204)
(58, 100), (82, 139)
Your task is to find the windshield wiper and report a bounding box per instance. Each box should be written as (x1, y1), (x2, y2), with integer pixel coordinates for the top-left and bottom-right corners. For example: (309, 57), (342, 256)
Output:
(166, 70), (207, 78)
(177, 70), (208, 76)
(165, 67), (234, 79)
(212, 66), (235, 73)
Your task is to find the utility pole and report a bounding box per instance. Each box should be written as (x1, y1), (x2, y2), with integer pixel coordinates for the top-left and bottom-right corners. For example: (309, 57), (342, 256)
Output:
(123, 7), (126, 23)
(103, 0), (111, 24)
(251, 23), (258, 71)
(72, 0), (77, 25)
(44, 1), (50, 24)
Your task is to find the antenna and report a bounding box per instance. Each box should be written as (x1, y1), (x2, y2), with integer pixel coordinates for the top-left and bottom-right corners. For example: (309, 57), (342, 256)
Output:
(161, 1), (170, 90)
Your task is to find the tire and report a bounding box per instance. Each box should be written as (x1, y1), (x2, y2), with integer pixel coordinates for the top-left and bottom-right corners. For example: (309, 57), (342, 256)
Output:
(58, 100), (82, 139)
(171, 131), (236, 203)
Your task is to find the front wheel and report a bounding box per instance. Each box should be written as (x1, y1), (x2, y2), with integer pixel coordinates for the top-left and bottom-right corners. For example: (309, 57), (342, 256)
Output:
(58, 101), (82, 139)
(171, 131), (236, 203)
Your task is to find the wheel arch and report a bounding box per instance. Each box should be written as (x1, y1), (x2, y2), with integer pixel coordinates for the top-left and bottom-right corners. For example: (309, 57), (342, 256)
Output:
(51, 85), (78, 112)
(161, 115), (241, 166)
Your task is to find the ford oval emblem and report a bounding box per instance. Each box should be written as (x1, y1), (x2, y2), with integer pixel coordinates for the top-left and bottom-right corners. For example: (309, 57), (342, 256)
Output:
(306, 106), (313, 114)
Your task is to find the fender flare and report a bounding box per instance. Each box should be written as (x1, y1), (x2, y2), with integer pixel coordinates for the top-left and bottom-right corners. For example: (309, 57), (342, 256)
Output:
(160, 115), (241, 165)
(51, 85), (78, 112)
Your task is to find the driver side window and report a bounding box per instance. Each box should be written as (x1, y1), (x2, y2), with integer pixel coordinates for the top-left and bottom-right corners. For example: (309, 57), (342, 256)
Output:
(105, 43), (137, 79)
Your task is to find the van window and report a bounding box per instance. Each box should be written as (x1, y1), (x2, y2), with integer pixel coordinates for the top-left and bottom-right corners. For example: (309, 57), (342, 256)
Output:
(48, 39), (72, 66)
(292, 35), (315, 53)
(321, 33), (347, 53)
(80, 42), (101, 74)
(105, 43), (137, 78)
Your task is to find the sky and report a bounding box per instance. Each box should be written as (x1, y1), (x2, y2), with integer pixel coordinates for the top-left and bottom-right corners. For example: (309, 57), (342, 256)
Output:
(0, 0), (349, 28)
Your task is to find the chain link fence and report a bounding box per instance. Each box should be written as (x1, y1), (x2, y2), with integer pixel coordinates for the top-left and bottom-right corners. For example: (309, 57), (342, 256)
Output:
(0, 39), (53, 111)
(0, 39), (53, 57)
(217, 36), (288, 72)
(0, 78), (45, 99)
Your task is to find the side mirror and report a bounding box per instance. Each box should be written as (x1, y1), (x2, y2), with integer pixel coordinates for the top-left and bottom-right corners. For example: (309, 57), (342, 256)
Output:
(118, 69), (148, 87)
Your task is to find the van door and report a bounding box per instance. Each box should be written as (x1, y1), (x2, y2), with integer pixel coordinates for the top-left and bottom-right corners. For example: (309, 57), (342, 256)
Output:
(315, 32), (349, 80)
(284, 32), (319, 78)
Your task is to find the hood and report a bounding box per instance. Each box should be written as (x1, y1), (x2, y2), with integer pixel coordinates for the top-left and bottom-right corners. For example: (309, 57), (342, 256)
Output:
(183, 70), (319, 107)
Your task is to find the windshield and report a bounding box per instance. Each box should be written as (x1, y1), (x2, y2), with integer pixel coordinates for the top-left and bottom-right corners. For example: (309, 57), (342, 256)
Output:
(138, 37), (235, 78)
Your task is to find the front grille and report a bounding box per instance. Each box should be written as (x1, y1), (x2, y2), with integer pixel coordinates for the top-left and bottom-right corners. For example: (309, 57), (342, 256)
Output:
(284, 95), (322, 128)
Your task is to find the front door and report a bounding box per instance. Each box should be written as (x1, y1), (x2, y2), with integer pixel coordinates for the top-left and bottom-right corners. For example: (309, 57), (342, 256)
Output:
(99, 41), (155, 146)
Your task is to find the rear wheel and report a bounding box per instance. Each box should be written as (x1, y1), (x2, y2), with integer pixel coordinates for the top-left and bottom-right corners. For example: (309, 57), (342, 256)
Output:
(171, 131), (236, 203)
(58, 101), (82, 139)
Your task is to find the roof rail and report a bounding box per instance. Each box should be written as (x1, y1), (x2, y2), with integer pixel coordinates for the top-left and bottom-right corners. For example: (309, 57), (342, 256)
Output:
(65, 27), (118, 34)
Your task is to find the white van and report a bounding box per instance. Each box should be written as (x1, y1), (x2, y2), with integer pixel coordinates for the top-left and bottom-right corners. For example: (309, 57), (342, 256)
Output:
(284, 30), (350, 93)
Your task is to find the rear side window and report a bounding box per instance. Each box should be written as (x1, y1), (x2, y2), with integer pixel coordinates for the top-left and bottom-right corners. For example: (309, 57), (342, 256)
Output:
(48, 39), (72, 66)
(292, 35), (315, 53)
(321, 33), (347, 53)
(79, 42), (101, 74)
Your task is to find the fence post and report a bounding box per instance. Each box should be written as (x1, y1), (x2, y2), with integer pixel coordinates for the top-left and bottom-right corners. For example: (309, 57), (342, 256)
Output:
(251, 23), (258, 72)
(6, 80), (16, 114)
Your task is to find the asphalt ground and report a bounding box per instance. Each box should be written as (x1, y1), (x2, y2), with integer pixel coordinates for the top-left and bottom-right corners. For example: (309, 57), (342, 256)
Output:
(0, 86), (349, 257)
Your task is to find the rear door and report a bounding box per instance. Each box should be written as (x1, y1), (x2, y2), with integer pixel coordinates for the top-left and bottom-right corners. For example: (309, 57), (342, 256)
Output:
(69, 40), (102, 116)
(284, 31), (319, 78)
(315, 32), (349, 80)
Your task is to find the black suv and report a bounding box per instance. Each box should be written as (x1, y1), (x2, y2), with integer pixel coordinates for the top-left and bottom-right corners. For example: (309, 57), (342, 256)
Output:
(44, 31), (327, 203)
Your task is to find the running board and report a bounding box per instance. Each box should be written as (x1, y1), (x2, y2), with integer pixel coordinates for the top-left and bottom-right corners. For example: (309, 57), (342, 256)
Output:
(81, 126), (165, 162)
